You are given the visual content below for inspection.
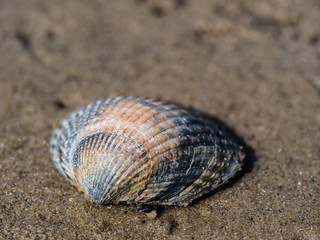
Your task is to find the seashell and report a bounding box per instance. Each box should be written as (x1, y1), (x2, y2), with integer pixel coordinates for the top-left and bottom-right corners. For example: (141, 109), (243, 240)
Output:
(49, 96), (245, 207)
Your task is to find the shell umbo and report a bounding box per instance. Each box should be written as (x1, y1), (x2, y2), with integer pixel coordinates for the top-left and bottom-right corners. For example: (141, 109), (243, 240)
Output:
(50, 97), (244, 206)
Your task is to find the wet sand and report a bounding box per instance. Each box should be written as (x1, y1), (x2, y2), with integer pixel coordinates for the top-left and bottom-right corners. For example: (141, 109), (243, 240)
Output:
(0, 0), (319, 239)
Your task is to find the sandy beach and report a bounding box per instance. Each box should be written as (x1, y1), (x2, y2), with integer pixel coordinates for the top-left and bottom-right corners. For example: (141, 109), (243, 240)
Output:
(0, 0), (319, 239)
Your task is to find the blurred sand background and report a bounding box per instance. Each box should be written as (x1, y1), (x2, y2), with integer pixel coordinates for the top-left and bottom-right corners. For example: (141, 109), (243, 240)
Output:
(0, 0), (319, 239)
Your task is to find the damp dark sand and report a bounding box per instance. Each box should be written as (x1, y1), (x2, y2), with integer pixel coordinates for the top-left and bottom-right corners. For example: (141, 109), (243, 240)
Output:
(0, 0), (319, 239)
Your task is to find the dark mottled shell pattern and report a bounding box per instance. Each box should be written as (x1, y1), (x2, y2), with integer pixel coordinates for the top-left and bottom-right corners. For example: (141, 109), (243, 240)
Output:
(50, 97), (244, 206)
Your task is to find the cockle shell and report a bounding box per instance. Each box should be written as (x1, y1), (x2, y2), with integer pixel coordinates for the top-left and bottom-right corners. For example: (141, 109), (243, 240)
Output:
(49, 96), (244, 206)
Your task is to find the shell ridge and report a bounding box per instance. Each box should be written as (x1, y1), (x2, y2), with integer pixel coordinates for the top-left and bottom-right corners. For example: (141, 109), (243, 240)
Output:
(87, 97), (128, 137)
(106, 100), (155, 144)
(53, 125), (77, 179)
(186, 146), (197, 175)
(126, 108), (178, 141)
(98, 132), (124, 202)
(67, 101), (107, 180)
(81, 99), (121, 138)
(102, 132), (133, 201)
(102, 132), (150, 202)
(120, 106), (159, 136)
(91, 132), (108, 201)
(137, 113), (185, 142)
(144, 138), (241, 201)
(119, 103), (181, 141)
(143, 122), (213, 153)
(51, 98), (125, 184)
(169, 146), (242, 204)
(143, 147), (214, 202)
(50, 126), (66, 176)
(75, 132), (115, 202)
(113, 104), (159, 136)
(99, 131), (123, 199)
(96, 132), (119, 202)
(147, 133), (216, 162)
(89, 100), (106, 134)
(105, 98), (138, 132)
(91, 130), (146, 202)
(109, 98), (165, 133)
(96, 99), (139, 136)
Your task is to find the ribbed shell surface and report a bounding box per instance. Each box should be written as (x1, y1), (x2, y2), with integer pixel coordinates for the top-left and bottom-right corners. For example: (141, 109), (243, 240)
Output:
(50, 97), (244, 206)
